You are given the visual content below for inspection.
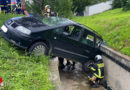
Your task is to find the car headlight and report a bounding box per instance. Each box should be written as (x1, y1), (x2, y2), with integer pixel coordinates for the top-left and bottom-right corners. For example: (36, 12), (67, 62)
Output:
(16, 26), (31, 35)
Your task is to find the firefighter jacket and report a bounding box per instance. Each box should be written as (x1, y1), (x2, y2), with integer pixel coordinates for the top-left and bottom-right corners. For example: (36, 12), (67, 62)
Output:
(90, 61), (104, 79)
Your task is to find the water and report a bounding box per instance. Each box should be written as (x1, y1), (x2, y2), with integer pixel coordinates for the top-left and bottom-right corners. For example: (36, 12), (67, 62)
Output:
(59, 62), (104, 90)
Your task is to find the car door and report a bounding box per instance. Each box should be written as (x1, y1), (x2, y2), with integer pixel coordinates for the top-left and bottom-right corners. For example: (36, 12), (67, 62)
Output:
(77, 29), (97, 62)
(51, 25), (86, 61)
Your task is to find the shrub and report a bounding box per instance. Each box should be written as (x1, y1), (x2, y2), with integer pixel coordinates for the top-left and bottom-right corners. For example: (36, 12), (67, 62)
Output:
(26, 0), (73, 18)
(112, 0), (130, 10)
(53, 0), (73, 18)
(72, 0), (108, 16)
(121, 0), (130, 10)
(112, 0), (122, 9)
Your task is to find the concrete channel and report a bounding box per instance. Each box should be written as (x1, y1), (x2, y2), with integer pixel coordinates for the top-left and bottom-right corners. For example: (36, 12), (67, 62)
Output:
(49, 57), (104, 90)
(49, 45), (130, 90)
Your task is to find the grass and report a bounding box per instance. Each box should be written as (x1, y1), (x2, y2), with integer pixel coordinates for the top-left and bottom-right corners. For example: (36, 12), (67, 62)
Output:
(72, 8), (130, 56)
(0, 14), (52, 90)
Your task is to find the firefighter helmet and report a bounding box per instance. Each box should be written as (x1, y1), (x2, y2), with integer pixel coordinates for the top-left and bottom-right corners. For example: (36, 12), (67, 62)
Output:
(45, 5), (51, 9)
(95, 55), (102, 62)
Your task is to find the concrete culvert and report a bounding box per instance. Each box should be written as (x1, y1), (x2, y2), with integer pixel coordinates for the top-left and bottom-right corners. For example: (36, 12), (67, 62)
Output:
(57, 57), (105, 90)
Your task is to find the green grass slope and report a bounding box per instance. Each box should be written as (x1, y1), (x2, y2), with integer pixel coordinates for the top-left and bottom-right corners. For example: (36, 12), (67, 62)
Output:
(0, 14), (52, 90)
(72, 8), (130, 56)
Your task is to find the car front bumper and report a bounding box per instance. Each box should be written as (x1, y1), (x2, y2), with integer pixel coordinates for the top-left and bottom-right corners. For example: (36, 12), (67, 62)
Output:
(0, 27), (32, 49)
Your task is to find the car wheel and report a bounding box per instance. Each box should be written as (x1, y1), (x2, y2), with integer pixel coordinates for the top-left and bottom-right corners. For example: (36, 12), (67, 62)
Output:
(82, 60), (94, 73)
(28, 42), (49, 56)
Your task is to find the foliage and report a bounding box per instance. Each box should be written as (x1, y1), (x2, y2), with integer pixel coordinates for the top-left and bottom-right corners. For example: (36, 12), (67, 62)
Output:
(72, 0), (88, 16)
(72, 9), (130, 56)
(112, 0), (130, 10)
(0, 13), (52, 90)
(72, 0), (108, 16)
(112, 0), (122, 9)
(121, 0), (130, 10)
(25, 0), (110, 17)
(52, 0), (73, 18)
(26, 0), (73, 18)
(89, 0), (108, 5)
(25, 0), (45, 15)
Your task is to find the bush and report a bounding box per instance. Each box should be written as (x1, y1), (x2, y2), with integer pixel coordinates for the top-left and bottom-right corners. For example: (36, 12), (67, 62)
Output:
(26, 0), (73, 18)
(53, 0), (73, 18)
(112, 0), (122, 9)
(25, 0), (46, 15)
(72, 0), (108, 16)
(72, 0), (88, 16)
(112, 0), (130, 10)
(121, 0), (130, 10)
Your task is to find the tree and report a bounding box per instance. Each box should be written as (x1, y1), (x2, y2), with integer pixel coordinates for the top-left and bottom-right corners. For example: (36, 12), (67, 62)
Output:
(112, 0), (130, 10)
(121, 0), (130, 10)
(25, 0), (45, 15)
(25, 0), (73, 18)
(112, 0), (122, 8)
(72, 0), (108, 16)
(72, 0), (88, 16)
(53, 0), (73, 18)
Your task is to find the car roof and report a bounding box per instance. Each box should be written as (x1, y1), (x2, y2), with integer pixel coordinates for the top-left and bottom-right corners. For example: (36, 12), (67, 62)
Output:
(33, 16), (103, 40)
(12, 16), (103, 40)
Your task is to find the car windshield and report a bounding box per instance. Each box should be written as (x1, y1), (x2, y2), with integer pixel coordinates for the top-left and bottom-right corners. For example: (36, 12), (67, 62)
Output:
(13, 17), (45, 27)
(36, 16), (73, 26)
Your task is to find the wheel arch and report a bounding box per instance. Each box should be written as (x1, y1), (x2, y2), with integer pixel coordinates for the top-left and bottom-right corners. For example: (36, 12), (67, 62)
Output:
(27, 39), (52, 51)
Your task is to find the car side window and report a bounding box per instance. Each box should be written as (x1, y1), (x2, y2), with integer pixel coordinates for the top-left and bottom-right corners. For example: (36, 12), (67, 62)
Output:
(70, 26), (83, 40)
(96, 37), (102, 47)
(81, 32), (95, 47)
(63, 26), (75, 36)
(54, 27), (64, 34)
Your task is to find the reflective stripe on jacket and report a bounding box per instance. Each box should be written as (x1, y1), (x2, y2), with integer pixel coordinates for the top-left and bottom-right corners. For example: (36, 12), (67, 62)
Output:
(90, 62), (104, 79)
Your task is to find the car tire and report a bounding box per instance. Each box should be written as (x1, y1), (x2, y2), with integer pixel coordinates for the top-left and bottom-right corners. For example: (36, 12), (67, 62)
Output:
(82, 60), (94, 73)
(28, 42), (49, 56)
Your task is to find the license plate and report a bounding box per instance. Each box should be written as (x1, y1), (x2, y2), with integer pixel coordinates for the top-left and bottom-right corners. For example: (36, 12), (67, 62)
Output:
(1, 25), (8, 33)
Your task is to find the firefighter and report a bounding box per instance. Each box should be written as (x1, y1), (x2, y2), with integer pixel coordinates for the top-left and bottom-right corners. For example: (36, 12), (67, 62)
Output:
(0, 0), (7, 13)
(88, 55), (104, 88)
(16, 1), (22, 14)
(44, 5), (51, 17)
(43, 5), (56, 17)
(0, 1), (4, 13)
(6, 0), (11, 13)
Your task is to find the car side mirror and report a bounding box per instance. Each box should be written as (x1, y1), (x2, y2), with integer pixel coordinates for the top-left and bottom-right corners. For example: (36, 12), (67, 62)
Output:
(95, 41), (102, 48)
(102, 41), (107, 45)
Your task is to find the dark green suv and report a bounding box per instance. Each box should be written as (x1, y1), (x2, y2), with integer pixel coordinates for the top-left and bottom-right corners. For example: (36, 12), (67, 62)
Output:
(1, 16), (103, 63)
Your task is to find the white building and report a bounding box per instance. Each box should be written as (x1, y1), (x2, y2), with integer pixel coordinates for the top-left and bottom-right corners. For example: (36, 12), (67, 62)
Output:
(84, 0), (113, 16)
